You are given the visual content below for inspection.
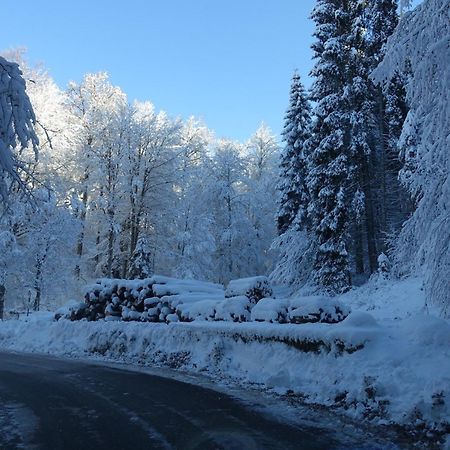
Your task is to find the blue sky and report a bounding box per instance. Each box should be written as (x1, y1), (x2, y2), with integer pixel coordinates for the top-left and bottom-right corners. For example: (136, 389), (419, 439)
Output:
(2, 0), (316, 142)
(2, 0), (421, 142)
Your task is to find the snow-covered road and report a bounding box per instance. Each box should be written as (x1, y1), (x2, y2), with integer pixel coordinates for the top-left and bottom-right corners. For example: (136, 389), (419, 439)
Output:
(0, 351), (399, 450)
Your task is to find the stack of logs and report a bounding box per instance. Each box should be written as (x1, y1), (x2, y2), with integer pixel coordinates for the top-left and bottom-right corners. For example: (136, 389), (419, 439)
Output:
(56, 275), (349, 325)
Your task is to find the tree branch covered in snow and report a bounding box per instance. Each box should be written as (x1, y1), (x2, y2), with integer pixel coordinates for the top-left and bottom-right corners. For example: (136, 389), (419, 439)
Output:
(0, 56), (38, 202)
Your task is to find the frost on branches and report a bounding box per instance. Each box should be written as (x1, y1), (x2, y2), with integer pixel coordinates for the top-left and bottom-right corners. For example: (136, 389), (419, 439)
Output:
(0, 56), (38, 202)
(373, 0), (450, 316)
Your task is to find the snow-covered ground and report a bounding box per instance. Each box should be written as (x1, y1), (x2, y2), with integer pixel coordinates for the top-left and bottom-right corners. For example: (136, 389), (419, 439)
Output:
(0, 276), (449, 447)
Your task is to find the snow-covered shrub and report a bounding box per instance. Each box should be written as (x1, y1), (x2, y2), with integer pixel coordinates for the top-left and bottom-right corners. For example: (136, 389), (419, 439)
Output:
(377, 253), (391, 278)
(250, 298), (289, 323)
(225, 276), (273, 303)
(288, 296), (350, 324)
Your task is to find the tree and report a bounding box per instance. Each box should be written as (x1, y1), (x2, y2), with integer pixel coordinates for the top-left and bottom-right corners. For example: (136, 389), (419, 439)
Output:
(127, 235), (153, 279)
(272, 73), (314, 288)
(170, 118), (216, 280)
(382, 70), (411, 234)
(0, 56), (38, 203)
(245, 123), (279, 275)
(276, 72), (311, 235)
(122, 101), (181, 278)
(373, 0), (450, 316)
(306, 0), (354, 294)
(205, 140), (253, 283)
(67, 73), (130, 278)
(0, 230), (16, 319)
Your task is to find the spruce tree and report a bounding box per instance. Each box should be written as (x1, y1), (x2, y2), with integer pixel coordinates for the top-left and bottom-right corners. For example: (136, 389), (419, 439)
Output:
(127, 236), (153, 279)
(364, 1), (410, 250)
(306, 0), (354, 294)
(276, 71), (311, 235)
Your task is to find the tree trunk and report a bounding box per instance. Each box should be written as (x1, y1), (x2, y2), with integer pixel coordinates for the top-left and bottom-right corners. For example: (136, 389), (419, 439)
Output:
(362, 161), (378, 273)
(34, 261), (42, 311)
(0, 285), (5, 320)
(355, 222), (365, 274)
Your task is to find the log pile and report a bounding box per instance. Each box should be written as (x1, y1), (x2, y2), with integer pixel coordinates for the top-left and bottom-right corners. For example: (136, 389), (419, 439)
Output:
(55, 275), (349, 325)
(251, 295), (350, 324)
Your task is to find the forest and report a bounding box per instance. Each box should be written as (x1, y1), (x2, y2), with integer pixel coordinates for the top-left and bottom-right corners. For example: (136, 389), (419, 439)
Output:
(0, 0), (449, 446)
(0, 0), (448, 320)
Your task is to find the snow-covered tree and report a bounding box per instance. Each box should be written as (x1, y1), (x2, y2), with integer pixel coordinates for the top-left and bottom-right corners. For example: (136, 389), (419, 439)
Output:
(67, 73), (130, 278)
(382, 70), (411, 234)
(245, 123), (279, 275)
(272, 73), (314, 288)
(0, 230), (16, 318)
(170, 119), (216, 280)
(276, 72), (311, 235)
(372, 0), (450, 316)
(122, 101), (182, 278)
(204, 140), (252, 283)
(127, 235), (153, 279)
(306, 0), (354, 294)
(0, 55), (38, 202)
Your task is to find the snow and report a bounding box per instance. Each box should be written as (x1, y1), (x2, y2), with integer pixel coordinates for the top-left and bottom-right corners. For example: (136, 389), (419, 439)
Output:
(214, 296), (250, 322)
(225, 276), (273, 301)
(0, 277), (449, 444)
(251, 298), (288, 323)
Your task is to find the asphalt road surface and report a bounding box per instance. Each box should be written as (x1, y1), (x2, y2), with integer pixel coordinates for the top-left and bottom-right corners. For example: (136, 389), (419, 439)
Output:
(0, 352), (394, 450)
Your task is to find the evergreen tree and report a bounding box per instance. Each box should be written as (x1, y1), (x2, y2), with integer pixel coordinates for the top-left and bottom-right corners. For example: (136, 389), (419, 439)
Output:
(365, 0), (399, 64)
(276, 72), (311, 235)
(383, 70), (411, 233)
(364, 1), (411, 256)
(128, 236), (153, 279)
(306, 0), (354, 294)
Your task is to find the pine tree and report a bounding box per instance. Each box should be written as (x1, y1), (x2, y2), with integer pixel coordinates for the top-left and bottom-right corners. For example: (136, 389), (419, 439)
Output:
(364, 1), (411, 255)
(344, 0), (404, 275)
(365, 0), (399, 64)
(306, 0), (354, 294)
(276, 71), (311, 235)
(128, 236), (153, 279)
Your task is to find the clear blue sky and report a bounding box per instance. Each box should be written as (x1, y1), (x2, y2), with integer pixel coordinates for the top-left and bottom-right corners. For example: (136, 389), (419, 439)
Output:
(2, 0), (316, 142)
(2, 0), (421, 142)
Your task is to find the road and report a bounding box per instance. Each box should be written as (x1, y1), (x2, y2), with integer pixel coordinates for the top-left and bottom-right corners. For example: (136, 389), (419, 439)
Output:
(0, 352), (394, 450)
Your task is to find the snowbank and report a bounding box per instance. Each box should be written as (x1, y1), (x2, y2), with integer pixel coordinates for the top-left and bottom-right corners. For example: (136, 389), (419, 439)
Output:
(1, 277), (448, 446)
